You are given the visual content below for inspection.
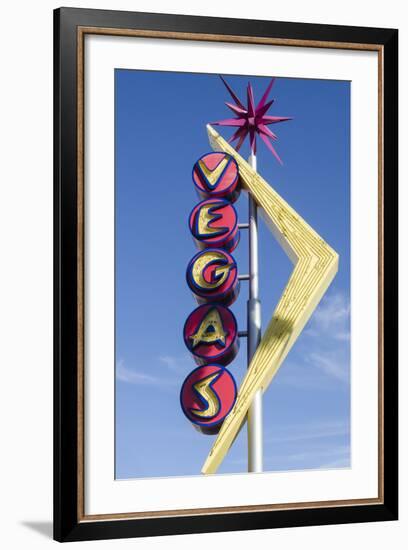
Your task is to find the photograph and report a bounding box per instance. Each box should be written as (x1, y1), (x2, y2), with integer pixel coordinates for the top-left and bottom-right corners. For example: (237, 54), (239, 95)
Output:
(114, 69), (351, 480)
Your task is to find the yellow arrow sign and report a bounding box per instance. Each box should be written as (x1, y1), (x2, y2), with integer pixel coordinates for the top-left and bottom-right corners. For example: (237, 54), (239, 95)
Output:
(202, 125), (339, 475)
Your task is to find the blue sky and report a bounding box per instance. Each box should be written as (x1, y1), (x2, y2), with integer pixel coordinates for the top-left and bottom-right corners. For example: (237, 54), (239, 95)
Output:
(115, 69), (350, 479)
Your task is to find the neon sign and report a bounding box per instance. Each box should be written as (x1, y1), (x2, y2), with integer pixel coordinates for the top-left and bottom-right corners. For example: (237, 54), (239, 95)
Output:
(183, 304), (239, 366)
(186, 248), (239, 306)
(188, 198), (239, 251)
(192, 152), (240, 202)
(180, 152), (241, 434)
(180, 365), (237, 435)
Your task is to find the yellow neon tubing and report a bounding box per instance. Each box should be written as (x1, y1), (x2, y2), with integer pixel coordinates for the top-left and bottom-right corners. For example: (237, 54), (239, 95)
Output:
(202, 125), (339, 475)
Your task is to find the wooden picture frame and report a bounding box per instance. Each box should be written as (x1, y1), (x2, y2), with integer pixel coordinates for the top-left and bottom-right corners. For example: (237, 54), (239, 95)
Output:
(54, 7), (398, 542)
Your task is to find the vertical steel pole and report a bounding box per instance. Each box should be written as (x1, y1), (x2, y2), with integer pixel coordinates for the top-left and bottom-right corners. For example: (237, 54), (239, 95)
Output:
(247, 152), (263, 473)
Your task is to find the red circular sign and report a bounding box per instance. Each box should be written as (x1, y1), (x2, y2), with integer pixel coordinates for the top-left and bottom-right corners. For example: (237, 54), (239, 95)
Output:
(186, 248), (239, 306)
(189, 198), (239, 252)
(192, 152), (240, 203)
(180, 364), (237, 434)
(183, 304), (239, 366)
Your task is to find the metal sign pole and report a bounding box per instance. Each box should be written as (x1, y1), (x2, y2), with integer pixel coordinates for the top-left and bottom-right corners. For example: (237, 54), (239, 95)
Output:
(247, 152), (263, 473)
(211, 76), (291, 473)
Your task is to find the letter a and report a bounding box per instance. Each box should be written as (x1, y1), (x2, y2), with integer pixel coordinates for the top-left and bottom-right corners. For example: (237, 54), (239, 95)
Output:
(190, 308), (227, 348)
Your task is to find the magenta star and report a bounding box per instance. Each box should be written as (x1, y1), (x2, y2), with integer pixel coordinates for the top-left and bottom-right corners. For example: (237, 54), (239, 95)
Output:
(212, 76), (292, 164)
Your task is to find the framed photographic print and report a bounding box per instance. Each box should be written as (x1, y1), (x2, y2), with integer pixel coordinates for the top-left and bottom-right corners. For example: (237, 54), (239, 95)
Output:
(54, 7), (398, 542)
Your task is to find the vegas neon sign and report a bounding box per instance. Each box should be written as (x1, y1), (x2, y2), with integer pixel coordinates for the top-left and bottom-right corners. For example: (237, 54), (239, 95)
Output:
(179, 126), (339, 474)
(181, 152), (241, 435)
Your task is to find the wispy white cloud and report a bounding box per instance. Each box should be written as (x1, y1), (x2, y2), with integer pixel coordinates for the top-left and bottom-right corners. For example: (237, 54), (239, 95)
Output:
(276, 350), (349, 388)
(305, 291), (350, 341)
(276, 290), (351, 388)
(158, 354), (190, 375)
(265, 419), (349, 444)
(306, 351), (349, 383)
(285, 444), (350, 465)
(116, 359), (178, 387)
(274, 363), (331, 390)
(263, 442), (350, 472)
(319, 456), (351, 469)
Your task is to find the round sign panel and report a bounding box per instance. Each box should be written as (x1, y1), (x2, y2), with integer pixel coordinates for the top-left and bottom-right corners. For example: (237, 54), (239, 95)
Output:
(192, 152), (240, 203)
(183, 304), (239, 366)
(180, 364), (237, 434)
(189, 198), (239, 252)
(186, 248), (239, 306)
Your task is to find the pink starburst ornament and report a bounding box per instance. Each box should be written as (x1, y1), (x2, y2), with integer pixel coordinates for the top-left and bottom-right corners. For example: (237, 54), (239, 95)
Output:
(212, 76), (292, 165)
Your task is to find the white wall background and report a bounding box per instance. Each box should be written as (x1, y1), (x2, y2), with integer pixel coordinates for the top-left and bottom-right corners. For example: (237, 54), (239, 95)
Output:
(0, 1), (405, 548)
